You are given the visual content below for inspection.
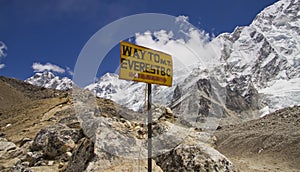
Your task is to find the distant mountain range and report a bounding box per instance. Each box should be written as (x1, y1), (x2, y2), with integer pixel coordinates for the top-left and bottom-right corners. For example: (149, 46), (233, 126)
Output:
(25, 71), (73, 90)
(25, 0), (300, 120)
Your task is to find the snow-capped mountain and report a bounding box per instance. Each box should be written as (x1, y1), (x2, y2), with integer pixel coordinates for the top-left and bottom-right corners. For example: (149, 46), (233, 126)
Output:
(215, 0), (300, 86)
(213, 0), (300, 115)
(85, 73), (145, 111)
(25, 71), (72, 90)
(25, 0), (300, 118)
(91, 0), (300, 117)
(84, 73), (176, 111)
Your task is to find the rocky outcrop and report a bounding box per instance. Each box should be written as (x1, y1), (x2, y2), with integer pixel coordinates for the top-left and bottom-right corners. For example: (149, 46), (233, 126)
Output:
(0, 138), (23, 171)
(0, 138), (22, 160)
(225, 75), (261, 113)
(65, 138), (94, 172)
(170, 74), (231, 129)
(153, 122), (236, 172)
(156, 142), (236, 172)
(0, 100), (237, 172)
(31, 124), (82, 159)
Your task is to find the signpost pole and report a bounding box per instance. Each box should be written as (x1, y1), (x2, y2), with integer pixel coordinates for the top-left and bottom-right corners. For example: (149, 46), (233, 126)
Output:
(119, 41), (172, 172)
(147, 83), (152, 172)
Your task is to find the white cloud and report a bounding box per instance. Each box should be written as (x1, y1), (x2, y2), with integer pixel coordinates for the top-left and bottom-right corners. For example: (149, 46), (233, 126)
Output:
(134, 17), (221, 72)
(32, 62), (65, 73)
(175, 15), (189, 23)
(66, 66), (74, 76)
(0, 64), (5, 69)
(0, 41), (7, 58)
(0, 41), (7, 70)
(175, 15), (190, 30)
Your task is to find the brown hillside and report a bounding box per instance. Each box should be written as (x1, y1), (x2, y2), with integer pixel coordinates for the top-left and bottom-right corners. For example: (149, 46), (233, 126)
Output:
(0, 77), (29, 111)
(215, 105), (300, 172)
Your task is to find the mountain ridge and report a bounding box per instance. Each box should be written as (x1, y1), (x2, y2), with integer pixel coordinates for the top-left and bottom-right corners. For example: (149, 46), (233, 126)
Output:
(24, 0), (300, 118)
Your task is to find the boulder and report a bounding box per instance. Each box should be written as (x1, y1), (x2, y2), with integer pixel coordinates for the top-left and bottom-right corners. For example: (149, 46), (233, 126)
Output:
(156, 141), (236, 172)
(151, 122), (236, 172)
(31, 123), (82, 159)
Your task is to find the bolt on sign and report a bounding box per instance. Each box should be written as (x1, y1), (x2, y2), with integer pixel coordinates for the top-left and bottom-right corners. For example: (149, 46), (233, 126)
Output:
(119, 41), (173, 87)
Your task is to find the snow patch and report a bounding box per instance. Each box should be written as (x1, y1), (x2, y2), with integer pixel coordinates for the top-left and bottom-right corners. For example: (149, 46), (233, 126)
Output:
(259, 78), (300, 115)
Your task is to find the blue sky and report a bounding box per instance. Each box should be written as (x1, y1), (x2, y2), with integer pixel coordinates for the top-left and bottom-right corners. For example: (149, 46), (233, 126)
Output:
(0, 0), (278, 80)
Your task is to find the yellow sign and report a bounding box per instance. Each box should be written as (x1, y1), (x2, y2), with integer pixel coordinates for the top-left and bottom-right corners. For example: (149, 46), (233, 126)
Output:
(119, 41), (173, 87)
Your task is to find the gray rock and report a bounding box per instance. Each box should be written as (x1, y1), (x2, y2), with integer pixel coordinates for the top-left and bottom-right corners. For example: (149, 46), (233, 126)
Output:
(225, 75), (260, 113)
(86, 149), (163, 172)
(171, 76), (228, 129)
(156, 141), (236, 172)
(0, 138), (22, 159)
(65, 138), (94, 172)
(12, 163), (33, 172)
(0, 138), (32, 171)
(25, 151), (44, 166)
(31, 124), (81, 159)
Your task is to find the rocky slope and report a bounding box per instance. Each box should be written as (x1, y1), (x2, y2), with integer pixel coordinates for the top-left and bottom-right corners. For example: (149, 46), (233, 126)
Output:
(0, 76), (236, 172)
(215, 105), (300, 172)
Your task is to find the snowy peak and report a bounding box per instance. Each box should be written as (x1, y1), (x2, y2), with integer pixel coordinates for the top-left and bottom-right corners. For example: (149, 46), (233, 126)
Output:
(251, 0), (300, 67)
(98, 73), (119, 82)
(215, 0), (300, 87)
(25, 71), (72, 90)
(168, 0), (300, 119)
(85, 73), (129, 99)
(85, 73), (151, 111)
(211, 0), (300, 115)
(252, 0), (299, 30)
(85, 73), (176, 112)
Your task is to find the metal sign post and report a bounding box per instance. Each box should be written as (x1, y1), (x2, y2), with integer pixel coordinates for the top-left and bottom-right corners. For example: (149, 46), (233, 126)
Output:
(119, 41), (172, 172)
(147, 83), (152, 172)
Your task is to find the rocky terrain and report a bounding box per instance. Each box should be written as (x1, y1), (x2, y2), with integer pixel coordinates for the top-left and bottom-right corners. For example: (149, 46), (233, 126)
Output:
(1, 76), (300, 172)
(2, 0), (300, 171)
(215, 105), (300, 172)
(0, 77), (236, 172)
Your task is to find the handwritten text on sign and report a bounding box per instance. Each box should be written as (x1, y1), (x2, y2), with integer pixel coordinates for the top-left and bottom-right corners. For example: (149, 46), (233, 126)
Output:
(119, 41), (173, 87)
